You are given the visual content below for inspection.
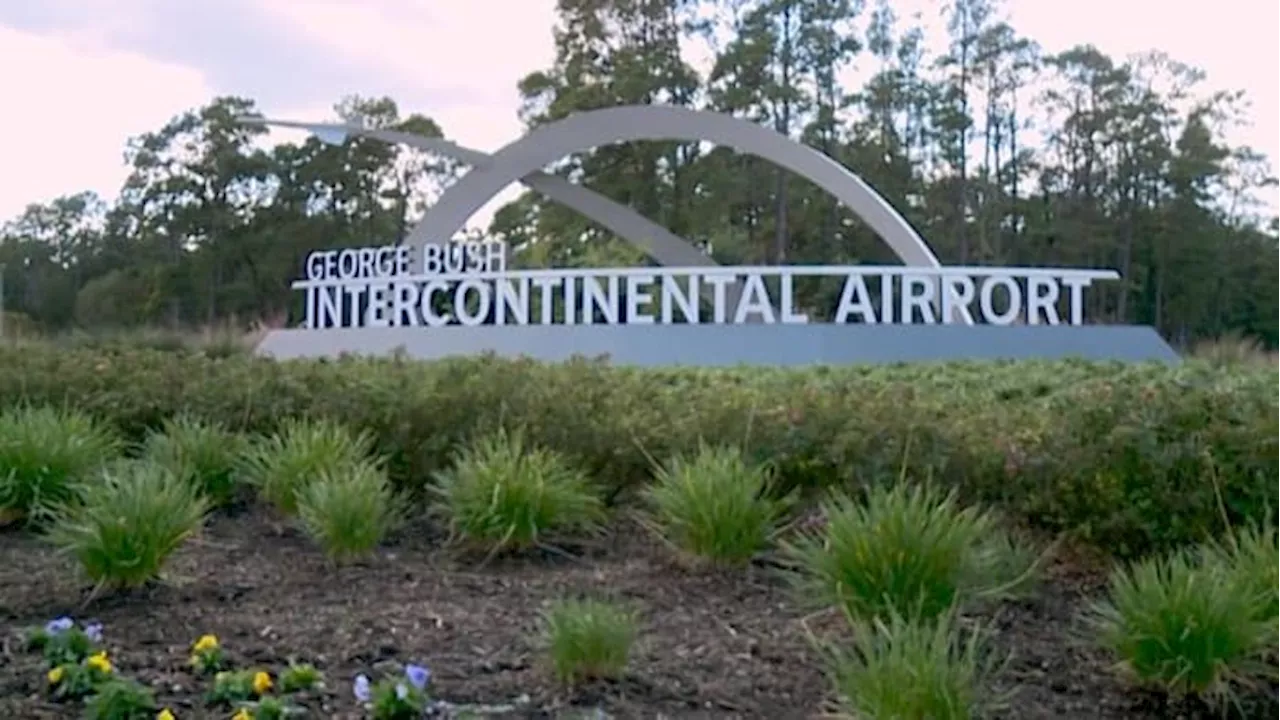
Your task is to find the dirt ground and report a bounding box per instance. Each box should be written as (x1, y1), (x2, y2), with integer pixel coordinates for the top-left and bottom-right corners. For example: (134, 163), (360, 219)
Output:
(1, 509), (1274, 719)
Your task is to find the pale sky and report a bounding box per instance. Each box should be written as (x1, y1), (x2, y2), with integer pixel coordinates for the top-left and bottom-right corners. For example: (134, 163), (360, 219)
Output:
(0, 0), (1276, 230)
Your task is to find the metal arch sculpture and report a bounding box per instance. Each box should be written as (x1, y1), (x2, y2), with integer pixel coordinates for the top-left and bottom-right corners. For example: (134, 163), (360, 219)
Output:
(408, 107), (937, 268)
(237, 117), (718, 270)
(406, 104), (971, 323)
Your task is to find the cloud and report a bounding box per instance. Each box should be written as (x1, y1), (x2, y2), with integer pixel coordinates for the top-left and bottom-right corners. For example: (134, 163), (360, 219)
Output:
(0, 25), (216, 222)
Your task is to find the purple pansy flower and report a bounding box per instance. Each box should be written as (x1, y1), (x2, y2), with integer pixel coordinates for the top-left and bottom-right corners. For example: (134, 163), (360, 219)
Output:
(45, 617), (74, 635)
(405, 664), (430, 690)
(353, 674), (371, 703)
(83, 623), (103, 642)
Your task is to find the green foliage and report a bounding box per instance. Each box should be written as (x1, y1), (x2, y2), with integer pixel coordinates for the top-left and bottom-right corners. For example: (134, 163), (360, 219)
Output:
(0, 346), (1274, 560)
(0, 404), (121, 524)
(142, 414), (249, 506)
(207, 669), (257, 705)
(1086, 548), (1278, 710)
(44, 461), (209, 590)
(783, 484), (1037, 623)
(433, 429), (606, 554)
(278, 662), (322, 693)
(541, 598), (638, 685)
(642, 445), (792, 566)
(82, 677), (156, 720)
(295, 461), (404, 562)
(1200, 518), (1280, 625)
(822, 612), (1007, 720)
(240, 417), (377, 516)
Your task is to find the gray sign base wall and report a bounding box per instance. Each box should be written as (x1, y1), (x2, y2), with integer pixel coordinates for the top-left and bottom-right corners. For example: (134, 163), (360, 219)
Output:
(255, 324), (1180, 366)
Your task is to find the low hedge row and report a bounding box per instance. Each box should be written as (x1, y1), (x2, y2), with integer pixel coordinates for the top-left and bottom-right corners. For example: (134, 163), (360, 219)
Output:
(0, 344), (1274, 559)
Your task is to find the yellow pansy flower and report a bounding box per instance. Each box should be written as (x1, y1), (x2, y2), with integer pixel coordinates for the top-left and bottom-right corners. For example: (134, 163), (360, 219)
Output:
(86, 651), (113, 674)
(231, 709), (252, 720)
(157, 710), (176, 720)
(47, 666), (64, 684)
(252, 670), (272, 695)
(192, 634), (219, 653)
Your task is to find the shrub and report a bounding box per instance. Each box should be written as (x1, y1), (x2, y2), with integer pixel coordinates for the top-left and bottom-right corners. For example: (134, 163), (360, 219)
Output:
(240, 418), (377, 516)
(0, 405), (121, 525)
(642, 445), (792, 567)
(141, 415), (249, 506)
(541, 598), (638, 685)
(782, 483), (1038, 624)
(1086, 548), (1277, 710)
(295, 461), (404, 562)
(822, 612), (1007, 720)
(1201, 518), (1279, 626)
(433, 429), (606, 555)
(44, 461), (209, 590)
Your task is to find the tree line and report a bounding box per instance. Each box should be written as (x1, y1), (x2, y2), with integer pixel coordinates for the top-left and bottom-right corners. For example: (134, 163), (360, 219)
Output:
(1, 0), (1275, 346)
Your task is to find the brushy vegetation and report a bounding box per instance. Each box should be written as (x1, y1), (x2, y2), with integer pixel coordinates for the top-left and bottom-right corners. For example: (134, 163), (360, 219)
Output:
(1086, 543), (1279, 712)
(1, 342), (1277, 714)
(295, 461), (405, 563)
(783, 483), (1038, 624)
(44, 461), (209, 590)
(433, 429), (606, 555)
(0, 345), (1272, 560)
(0, 405), (121, 525)
(820, 612), (1007, 720)
(239, 418), (378, 516)
(642, 445), (793, 566)
(540, 598), (639, 686)
(141, 415), (249, 507)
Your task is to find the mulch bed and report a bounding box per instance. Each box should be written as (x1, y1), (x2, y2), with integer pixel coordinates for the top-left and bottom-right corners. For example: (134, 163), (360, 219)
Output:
(0, 509), (1273, 719)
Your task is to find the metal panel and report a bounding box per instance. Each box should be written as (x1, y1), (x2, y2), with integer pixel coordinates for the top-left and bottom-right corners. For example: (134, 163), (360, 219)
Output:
(255, 324), (1180, 366)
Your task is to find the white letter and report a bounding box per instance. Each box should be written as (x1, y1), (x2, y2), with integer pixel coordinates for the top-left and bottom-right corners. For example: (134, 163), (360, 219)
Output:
(702, 274), (735, 324)
(1061, 276), (1090, 325)
(531, 276), (560, 324)
(625, 274), (656, 324)
(979, 275), (1022, 325)
(495, 278), (529, 325)
(422, 244), (443, 274)
(342, 285), (367, 326)
(391, 282), (420, 326)
(941, 275), (976, 325)
(834, 274), (877, 324)
(485, 241), (507, 272)
(394, 245), (412, 276)
(900, 273), (937, 324)
(733, 274), (776, 324)
(583, 275), (619, 324)
(419, 281), (449, 327)
(364, 283), (391, 327)
(660, 275), (698, 324)
(305, 251), (329, 280)
(1027, 276), (1061, 325)
(454, 280), (492, 326)
(780, 273), (808, 324)
(317, 285), (342, 328)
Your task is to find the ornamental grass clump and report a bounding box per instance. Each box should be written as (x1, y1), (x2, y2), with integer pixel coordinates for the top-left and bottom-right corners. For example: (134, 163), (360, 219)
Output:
(295, 461), (405, 562)
(641, 445), (793, 567)
(44, 461), (209, 591)
(1087, 546), (1278, 711)
(0, 405), (121, 525)
(541, 598), (638, 685)
(822, 611), (1008, 720)
(1200, 518), (1279, 627)
(782, 483), (1039, 624)
(239, 418), (378, 516)
(141, 415), (249, 507)
(433, 429), (605, 555)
